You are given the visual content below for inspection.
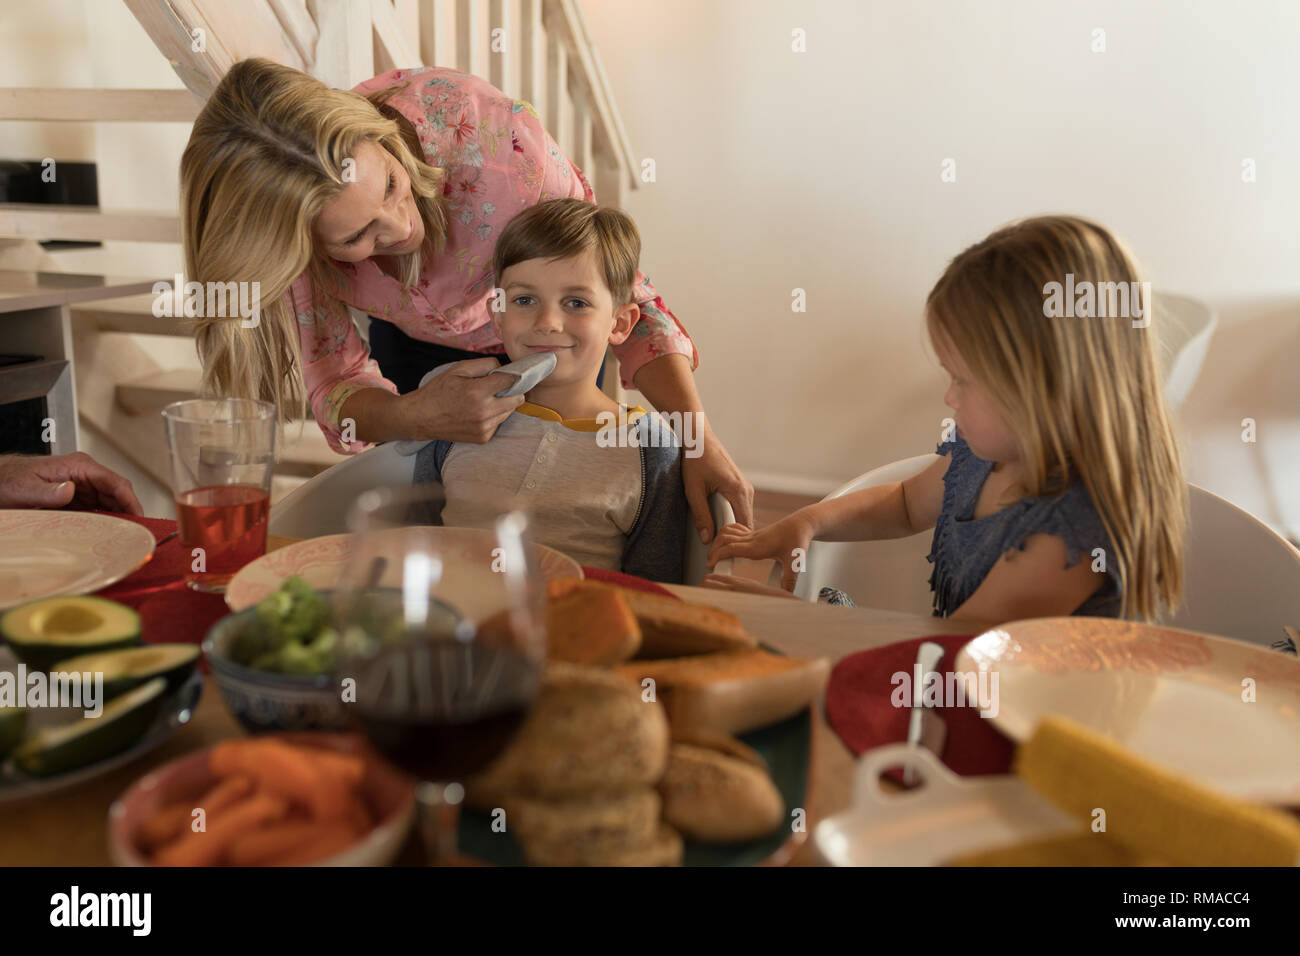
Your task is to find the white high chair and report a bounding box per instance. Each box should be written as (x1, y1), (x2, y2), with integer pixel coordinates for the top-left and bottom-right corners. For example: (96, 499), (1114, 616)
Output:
(268, 440), (733, 586)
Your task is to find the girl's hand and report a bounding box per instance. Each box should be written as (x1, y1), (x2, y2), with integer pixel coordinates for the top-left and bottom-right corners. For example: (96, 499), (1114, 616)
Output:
(699, 573), (801, 599)
(706, 514), (815, 591)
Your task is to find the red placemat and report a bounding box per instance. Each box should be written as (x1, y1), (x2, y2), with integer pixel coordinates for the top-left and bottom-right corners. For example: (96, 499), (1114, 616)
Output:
(579, 566), (679, 600)
(824, 634), (1015, 777)
(87, 512), (230, 654)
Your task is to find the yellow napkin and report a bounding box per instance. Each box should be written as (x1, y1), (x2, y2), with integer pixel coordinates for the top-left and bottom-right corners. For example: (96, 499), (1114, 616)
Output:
(944, 715), (1300, 867)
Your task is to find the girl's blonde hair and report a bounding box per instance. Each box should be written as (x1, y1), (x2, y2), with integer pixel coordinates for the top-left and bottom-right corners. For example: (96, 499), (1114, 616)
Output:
(180, 58), (446, 424)
(926, 215), (1186, 622)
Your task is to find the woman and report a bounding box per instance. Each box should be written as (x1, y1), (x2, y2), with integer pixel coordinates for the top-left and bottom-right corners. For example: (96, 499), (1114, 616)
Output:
(180, 58), (752, 539)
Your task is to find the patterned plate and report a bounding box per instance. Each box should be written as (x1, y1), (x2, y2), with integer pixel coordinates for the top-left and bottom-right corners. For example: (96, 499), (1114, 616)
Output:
(225, 528), (583, 612)
(0, 510), (156, 610)
(955, 618), (1300, 804)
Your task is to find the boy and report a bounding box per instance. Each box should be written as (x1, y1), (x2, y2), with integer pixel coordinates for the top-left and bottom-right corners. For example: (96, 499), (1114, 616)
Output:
(414, 198), (687, 582)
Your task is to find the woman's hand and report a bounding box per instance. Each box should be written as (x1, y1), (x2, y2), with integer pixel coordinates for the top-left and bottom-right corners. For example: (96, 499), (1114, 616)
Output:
(396, 357), (524, 444)
(699, 573), (801, 599)
(706, 512), (816, 591)
(683, 417), (754, 543)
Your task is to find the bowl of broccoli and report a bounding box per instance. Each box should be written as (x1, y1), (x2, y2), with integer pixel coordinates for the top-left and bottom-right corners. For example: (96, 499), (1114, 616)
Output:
(202, 577), (349, 733)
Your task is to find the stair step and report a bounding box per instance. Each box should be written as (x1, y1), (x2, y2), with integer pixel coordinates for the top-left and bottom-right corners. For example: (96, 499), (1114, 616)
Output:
(114, 370), (345, 477)
(72, 294), (194, 337)
(0, 203), (180, 243)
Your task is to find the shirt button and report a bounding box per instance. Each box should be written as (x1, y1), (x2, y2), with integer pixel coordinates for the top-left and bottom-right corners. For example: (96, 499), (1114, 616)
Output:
(537, 454), (546, 463)
(525, 479), (536, 489)
(547, 433), (557, 442)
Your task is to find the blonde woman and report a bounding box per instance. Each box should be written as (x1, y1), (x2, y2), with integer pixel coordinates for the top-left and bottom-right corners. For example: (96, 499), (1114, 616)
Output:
(181, 58), (753, 539)
(705, 216), (1186, 624)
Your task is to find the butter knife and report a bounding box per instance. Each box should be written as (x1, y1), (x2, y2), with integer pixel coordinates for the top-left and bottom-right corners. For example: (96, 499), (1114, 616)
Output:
(903, 641), (948, 786)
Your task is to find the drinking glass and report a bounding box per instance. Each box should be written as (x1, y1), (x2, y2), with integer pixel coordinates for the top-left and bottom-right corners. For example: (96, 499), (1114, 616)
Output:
(331, 483), (546, 864)
(161, 398), (276, 592)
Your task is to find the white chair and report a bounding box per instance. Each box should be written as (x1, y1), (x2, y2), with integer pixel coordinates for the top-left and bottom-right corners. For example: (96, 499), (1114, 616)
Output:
(269, 441), (733, 585)
(1167, 486), (1300, 649)
(1155, 292), (1218, 409)
(759, 453), (1300, 649)
(764, 454), (938, 614)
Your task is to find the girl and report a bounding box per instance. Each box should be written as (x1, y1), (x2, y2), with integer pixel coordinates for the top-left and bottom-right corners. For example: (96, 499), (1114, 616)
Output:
(705, 216), (1186, 623)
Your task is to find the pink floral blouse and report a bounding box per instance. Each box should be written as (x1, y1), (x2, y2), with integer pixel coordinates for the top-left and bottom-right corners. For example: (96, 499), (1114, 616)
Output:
(288, 67), (697, 453)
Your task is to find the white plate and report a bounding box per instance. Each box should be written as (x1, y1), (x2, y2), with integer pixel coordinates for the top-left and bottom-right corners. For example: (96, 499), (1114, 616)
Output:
(226, 528), (584, 613)
(0, 510), (156, 610)
(955, 617), (1300, 805)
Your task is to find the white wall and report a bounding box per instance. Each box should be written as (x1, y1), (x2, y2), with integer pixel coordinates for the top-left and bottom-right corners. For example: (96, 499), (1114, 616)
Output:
(584, 0), (1300, 540)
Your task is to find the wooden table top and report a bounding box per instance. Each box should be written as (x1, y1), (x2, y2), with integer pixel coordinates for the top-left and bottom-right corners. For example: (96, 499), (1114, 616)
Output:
(2, 536), (983, 867)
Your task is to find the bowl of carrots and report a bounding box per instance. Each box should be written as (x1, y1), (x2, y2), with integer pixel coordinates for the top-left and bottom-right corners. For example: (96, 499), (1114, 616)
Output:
(107, 734), (416, 866)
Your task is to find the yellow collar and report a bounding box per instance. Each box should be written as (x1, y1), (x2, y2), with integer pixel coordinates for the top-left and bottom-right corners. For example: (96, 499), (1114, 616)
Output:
(516, 401), (647, 433)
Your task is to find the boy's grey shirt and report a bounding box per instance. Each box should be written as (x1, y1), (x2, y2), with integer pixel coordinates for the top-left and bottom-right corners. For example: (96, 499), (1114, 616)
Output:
(412, 409), (687, 583)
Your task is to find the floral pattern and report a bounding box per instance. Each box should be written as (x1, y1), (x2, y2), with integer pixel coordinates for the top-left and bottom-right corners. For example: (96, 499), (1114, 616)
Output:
(290, 68), (696, 454)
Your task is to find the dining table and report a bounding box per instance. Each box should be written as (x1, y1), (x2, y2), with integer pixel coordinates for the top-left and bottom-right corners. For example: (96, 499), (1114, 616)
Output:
(1, 529), (992, 867)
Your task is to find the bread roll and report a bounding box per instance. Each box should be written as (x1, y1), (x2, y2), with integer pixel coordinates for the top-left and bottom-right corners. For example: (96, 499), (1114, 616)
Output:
(659, 743), (785, 843)
(524, 821), (684, 867)
(510, 789), (664, 865)
(467, 662), (669, 801)
(546, 586), (641, 665)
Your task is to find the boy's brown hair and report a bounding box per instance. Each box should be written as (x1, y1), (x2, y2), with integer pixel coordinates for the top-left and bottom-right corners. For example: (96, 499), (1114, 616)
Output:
(493, 198), (641, 306)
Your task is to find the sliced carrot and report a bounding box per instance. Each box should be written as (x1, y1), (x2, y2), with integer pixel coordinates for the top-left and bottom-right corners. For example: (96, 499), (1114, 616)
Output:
(210, 740), (349, 820)
(268, 824), (362, 866)
(137, 803), (193, 853)
(195, 773), (256, 816)
(226, 821), (337, 867)
(305, 749), (366, 788)
(344, 795), (373, 835)
(153, 793), (289, 867)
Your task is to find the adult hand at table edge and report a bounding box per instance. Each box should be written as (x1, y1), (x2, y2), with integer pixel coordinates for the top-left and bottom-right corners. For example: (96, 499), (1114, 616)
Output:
(0, 452), (144, 515)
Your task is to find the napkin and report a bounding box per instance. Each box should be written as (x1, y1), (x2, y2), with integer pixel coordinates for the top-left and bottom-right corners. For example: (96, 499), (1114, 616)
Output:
(393, 351), (559, 456)
(824, 634), (1016, 777)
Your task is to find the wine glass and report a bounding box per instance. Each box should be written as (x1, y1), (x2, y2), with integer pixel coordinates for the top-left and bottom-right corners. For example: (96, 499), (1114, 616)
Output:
(331, 483), (546, 864)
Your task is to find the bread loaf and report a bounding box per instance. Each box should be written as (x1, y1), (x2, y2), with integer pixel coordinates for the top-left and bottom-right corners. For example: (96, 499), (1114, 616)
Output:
(615, 649), (830, 736)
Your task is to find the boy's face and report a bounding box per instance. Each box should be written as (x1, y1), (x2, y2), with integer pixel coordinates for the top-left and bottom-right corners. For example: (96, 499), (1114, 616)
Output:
(493, 249), (638, 386)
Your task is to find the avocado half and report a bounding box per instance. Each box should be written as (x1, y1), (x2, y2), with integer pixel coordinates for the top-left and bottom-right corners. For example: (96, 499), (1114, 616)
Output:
(51, 644), (200, 701)
(0, 596), (141, 671)
(11, 677), (166, 778)
(0, 707), (24, 761)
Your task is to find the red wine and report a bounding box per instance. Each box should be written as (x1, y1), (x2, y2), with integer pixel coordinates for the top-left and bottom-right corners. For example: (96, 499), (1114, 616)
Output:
(352, 639), (541, 781)
(174, 483), (269, 590)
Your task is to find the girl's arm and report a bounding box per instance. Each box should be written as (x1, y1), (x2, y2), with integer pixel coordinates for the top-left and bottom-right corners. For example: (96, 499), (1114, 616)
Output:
(952, 533), (1106, 623)
(704, 453), (949, 590)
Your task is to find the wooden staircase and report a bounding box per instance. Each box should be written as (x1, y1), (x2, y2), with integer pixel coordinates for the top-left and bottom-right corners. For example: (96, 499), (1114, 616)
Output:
(0, 0), (638, 502)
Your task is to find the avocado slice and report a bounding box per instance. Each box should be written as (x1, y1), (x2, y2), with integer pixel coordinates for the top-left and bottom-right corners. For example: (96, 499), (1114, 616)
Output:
(50, 644), (200, 700)
(11, 677), (166, 778)
(0, 707), (24, 761)
(0, 596), (141, 671)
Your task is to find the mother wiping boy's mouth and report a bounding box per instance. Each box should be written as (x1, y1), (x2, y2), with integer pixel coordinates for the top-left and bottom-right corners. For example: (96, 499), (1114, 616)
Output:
(179, 59), (753, 539)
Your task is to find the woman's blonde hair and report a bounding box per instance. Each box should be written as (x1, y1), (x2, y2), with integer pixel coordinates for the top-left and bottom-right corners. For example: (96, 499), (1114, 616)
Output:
(181, 58), (446, 424)
(925, 215), (1186, 622)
